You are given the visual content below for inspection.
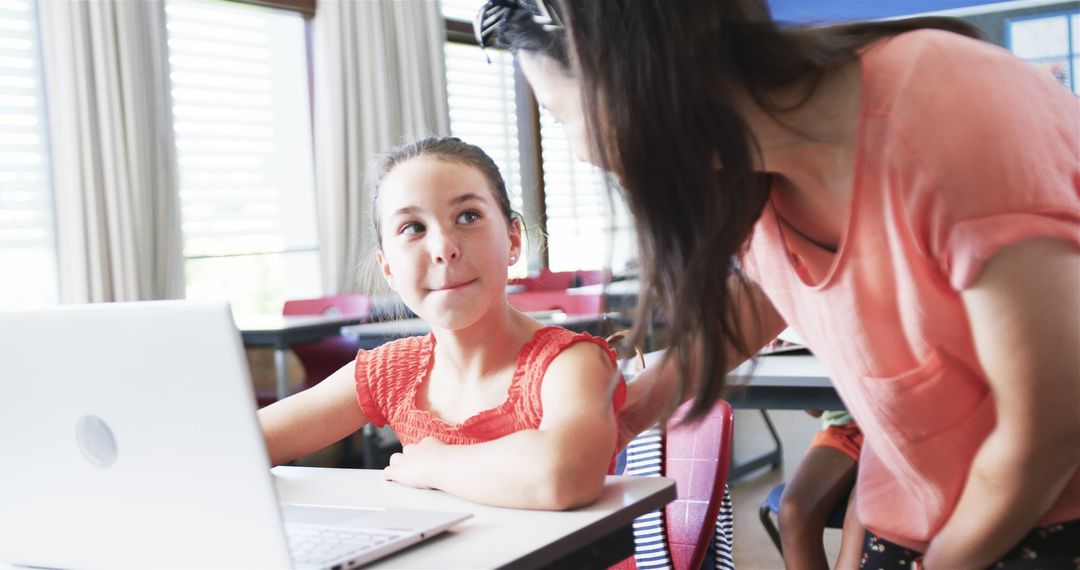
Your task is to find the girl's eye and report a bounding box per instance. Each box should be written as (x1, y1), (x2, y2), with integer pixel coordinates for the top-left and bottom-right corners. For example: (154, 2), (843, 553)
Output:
(457, 210), (481, 224)
(399, 222), (424, 235)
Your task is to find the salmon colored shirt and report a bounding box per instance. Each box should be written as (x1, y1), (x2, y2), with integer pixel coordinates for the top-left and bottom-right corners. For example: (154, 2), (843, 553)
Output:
(354, 326), (626, 447)
(743, 30), (1080, 550)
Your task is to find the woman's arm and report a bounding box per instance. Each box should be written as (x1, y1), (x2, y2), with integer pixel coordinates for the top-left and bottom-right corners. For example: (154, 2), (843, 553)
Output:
(922, 238), (1080, 568)
(382, 341), (619, 510)
(617, 274), (787, 447)
(257, 361), (368, 466)
(836, 483), (865, 570)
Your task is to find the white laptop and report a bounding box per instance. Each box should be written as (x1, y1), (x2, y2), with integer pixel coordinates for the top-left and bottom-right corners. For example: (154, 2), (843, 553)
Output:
(0, 300), (470, 569)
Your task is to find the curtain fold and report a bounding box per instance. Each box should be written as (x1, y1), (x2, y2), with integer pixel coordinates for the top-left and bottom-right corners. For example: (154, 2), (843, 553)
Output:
(312, 0), (450, 294)
(37, 0), (183, 303)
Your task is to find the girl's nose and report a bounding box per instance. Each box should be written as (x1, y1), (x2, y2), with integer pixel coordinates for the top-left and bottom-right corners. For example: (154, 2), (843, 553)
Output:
(430, 231), (460, 264)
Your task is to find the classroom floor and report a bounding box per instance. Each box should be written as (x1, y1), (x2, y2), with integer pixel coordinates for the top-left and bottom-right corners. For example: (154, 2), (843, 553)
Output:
(730, 409), (844, 569)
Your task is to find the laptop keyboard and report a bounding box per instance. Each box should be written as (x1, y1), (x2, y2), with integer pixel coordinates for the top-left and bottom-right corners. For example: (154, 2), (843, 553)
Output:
(288, 526), (411, 569)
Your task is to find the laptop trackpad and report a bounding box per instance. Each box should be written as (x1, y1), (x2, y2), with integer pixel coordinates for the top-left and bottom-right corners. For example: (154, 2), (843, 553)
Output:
(281, 503), (382, 526)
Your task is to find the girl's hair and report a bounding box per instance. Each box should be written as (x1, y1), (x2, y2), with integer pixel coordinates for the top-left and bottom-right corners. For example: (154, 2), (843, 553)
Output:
(489, 0), (981, 421)
(369, 136), (517, 245)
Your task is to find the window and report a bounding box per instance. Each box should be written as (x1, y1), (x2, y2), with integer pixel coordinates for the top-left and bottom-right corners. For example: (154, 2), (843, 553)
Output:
(539, 109), (635, 273)
(0, 0), (57, 309)
(1008, 11), (1079, 94)
(439, 0), (637, 274)
(165, 0), (320, 319)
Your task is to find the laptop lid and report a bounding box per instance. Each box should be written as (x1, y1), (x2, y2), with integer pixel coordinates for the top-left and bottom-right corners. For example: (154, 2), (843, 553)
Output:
(0, 301), (292, 569)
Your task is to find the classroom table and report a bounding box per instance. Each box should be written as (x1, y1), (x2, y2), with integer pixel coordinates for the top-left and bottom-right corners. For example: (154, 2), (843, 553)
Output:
(273, 466), (677, 569)
(340, 311), (631, 349)
(237, 313), (368, 402)
(639, 350), (842, 481)
(565, 279), (640, 310)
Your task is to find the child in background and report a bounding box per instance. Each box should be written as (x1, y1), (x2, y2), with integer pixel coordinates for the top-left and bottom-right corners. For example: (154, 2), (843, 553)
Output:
(778, 411), (864, 570)
(259, 136), (625, 510)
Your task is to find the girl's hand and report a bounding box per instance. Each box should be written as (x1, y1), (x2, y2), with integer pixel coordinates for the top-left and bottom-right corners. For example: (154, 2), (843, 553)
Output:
(382, 437), (445, 489)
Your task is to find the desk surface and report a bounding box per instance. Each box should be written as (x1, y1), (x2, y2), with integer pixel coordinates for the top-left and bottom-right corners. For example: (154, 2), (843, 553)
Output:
(273, 467), (676, 569)
(238, 313), (367, 338)
(642, 351), (843, 410)
(341, 312), (627, 344)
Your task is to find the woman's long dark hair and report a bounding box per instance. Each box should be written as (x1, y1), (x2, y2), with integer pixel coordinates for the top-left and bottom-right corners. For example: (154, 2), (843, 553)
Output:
(498, 0), (980, 421)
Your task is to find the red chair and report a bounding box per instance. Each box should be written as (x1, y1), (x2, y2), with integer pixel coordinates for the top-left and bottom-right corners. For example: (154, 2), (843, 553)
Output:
(573, 269), (611, 286)
(615, 399), (735, 570)
(256, 294), (370, 408)
(508, 269), (578, 291)
(509, 268), (612, 291)
(507, 290), (604, 315)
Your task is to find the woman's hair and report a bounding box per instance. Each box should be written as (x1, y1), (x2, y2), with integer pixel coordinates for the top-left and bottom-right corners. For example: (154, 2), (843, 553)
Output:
(369, 136), (517, 246)
(487, 0), (981, 421)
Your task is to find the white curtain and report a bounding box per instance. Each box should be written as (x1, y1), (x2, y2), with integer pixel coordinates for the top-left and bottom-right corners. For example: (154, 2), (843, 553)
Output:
(313, 0), (451, 293)
(37, 0), (183, 303)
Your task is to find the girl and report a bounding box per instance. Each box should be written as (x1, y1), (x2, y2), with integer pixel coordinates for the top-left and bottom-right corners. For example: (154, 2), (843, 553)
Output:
(478, 1), (1080, 567)
(258, 136), (625, 510)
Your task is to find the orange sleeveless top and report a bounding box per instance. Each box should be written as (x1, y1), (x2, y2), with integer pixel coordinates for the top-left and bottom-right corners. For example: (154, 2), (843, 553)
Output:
(353, 326), (626, 446)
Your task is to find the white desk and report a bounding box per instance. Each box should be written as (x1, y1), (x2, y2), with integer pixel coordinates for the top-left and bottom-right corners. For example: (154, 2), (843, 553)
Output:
(273, 467), (677, 569)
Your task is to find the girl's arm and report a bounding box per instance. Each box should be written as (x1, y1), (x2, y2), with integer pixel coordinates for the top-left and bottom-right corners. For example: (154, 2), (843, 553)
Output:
(922, 238), (1080, 568)
(258, 361), (368, 466)
(618, 274), (787, 447)
(382, 341), (620, 510)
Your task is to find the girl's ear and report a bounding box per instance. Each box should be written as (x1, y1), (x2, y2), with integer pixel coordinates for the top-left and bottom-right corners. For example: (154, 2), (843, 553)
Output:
(375, 250), (396, 291)
(508, 217), (523, 266)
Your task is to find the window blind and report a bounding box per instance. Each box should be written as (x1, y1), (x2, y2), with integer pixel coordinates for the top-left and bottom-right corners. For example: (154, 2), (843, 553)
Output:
(0, 0), (57, 308)
(439, 0), (482, 24)
(539, 108), (635, 273)
(165, 0), (319, 317)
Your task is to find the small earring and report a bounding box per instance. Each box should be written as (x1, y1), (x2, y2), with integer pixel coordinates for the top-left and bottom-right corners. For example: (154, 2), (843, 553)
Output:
(509, 255), (517, 263)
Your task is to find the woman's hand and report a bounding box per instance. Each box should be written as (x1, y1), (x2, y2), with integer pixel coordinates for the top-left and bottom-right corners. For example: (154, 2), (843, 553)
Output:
(383, 437), (445, 489)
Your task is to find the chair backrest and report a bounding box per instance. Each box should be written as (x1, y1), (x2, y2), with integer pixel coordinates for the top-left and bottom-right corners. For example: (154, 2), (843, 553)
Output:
(615, 398), (735, 570)
(509, 269), (615, 291)
(282, 294), (371, 318)
(508, 269), (577, 291)
(282, 294), (371, 388)
(507, 290), (604, 316)
(664, 399), (735, 570)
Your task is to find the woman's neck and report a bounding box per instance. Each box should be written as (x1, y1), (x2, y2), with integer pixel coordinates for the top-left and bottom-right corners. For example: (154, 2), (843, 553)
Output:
(739, 60), (863, 247)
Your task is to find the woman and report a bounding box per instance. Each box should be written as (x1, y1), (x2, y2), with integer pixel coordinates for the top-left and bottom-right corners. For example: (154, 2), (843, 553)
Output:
(476, 1), (1080, 567)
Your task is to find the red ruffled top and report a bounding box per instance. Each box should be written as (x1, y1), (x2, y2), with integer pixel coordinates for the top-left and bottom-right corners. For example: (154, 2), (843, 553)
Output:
(354, 326), (626, 446)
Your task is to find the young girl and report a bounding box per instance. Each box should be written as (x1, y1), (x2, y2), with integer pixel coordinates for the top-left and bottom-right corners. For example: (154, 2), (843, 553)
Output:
(480, 1), (1079, 567)
(258, 136), (625, 510)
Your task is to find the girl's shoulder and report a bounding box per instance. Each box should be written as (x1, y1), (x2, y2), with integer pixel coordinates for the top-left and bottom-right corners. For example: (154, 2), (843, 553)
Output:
(517, 326), (618, 375)
(356, 334), (433, 388)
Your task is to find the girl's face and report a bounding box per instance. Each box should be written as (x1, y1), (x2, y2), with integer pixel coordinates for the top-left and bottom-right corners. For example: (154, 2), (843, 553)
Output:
(519, 52), (596, 166)
(375, 156), (521, 330)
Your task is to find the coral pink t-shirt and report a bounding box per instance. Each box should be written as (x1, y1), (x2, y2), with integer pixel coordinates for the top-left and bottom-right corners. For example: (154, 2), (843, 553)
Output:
(743, 30), (1080, 550)
(354, 326), (625, 447)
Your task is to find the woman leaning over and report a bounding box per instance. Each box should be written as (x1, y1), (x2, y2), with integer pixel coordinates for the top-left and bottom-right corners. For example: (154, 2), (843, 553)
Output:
(478, 0), (1080, 567)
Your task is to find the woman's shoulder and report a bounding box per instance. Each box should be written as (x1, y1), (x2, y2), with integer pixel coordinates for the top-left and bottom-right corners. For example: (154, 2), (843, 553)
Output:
(862, 28), (1048, 107)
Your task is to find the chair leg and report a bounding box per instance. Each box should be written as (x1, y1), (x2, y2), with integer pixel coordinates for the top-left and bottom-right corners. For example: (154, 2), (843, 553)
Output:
(759, 409), (784, 468)
(759, 502), (784, 555)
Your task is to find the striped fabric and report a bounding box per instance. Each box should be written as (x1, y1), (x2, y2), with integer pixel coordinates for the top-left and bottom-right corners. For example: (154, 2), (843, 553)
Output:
(714, 488), (735, 570)
(622, 427), (736, 570)
(625, 428), (671, 569)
